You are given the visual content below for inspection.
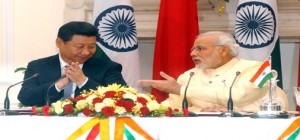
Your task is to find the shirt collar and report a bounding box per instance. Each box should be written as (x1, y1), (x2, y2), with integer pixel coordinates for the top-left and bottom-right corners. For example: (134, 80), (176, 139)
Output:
(202, 57), (239, 77)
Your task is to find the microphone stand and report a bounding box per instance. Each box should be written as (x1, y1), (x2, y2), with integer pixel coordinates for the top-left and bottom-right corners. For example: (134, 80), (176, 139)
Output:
(46, 75), (66, 106)
(1, 85), (21, 115)
(1, 73), (39, 115)
(219, 71), (243, 117)
(182, 72), (195, 117)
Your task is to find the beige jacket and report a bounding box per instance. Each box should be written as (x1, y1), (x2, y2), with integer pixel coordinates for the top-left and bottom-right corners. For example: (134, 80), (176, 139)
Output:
(168, 57), (288, 112)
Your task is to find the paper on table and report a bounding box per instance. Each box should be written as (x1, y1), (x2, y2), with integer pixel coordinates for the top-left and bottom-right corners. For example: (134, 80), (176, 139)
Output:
(194, 112), (255, 116)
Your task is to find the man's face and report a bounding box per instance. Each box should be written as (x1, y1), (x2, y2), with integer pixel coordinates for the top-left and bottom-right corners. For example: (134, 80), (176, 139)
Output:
(190, 35), (223, 69)
(56, 35), (97, 64)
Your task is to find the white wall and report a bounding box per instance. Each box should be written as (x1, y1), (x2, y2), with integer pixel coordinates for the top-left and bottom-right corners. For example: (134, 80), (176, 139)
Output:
(0, 0), (64, 108)
(281, 43), (300, 110)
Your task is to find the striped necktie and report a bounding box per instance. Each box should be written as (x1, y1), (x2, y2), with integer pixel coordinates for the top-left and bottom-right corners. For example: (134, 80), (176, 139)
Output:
(62, 82), (73, 100)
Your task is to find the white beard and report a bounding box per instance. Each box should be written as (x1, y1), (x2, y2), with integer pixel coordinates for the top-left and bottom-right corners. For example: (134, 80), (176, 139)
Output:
(195, 50), (222, 70)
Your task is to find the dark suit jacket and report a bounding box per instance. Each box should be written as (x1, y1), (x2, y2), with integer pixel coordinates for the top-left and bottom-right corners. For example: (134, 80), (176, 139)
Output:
(18, 54), (127, 106)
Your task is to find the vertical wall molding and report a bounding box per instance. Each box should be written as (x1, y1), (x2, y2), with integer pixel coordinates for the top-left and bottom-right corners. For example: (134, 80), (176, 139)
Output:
(0, 0), (14, 84)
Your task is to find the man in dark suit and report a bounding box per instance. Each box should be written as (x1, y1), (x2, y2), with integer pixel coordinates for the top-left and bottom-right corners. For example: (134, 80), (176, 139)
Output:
(18, 21), (127, 106)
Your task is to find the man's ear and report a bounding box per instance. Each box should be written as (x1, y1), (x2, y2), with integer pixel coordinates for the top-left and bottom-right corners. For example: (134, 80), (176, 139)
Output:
(56, 38), (63, 48)
(220, 46), (229, 57)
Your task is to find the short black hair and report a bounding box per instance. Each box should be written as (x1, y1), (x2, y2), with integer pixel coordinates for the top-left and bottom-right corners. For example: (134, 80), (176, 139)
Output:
(57, 21), (98, 42)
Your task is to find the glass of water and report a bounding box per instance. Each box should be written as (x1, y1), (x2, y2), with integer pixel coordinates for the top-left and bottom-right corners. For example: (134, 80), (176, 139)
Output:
(293, 87), (300, 106)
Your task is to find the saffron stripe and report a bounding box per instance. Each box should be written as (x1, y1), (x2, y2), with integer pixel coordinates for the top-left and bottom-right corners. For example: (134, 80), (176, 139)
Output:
(278, 117), (300, 139)
(123, 117), (154, 140)
(66, 117), (100, 140)
(252, 67), (271, 86)
(288, 127), (300, 140)
(115, 118), (125, 140)
(250, 61), (270, 83)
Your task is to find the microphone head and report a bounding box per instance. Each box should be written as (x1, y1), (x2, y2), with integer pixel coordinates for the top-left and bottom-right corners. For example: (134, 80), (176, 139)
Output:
(190, 72), (195, 76)
(236, 71), (241, 76)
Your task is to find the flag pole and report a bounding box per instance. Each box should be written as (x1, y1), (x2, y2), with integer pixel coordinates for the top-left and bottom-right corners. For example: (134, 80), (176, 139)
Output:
(268, 56), (272, 105)
(250, 55), (290, 118)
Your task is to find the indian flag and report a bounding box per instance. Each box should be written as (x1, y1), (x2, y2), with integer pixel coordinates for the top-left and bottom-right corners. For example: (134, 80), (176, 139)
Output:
(92, 0), (142, 91)
(250, 61), (273, 88)
(235, 0), (278, 62)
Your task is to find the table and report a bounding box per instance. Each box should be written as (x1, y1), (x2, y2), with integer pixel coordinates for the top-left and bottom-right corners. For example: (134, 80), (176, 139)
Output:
(0, 115), (297, 140)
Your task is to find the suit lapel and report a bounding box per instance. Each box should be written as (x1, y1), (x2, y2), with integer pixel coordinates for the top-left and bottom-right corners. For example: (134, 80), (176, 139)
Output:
(82, 57), (98, 78)
(45, 55), (62, 82)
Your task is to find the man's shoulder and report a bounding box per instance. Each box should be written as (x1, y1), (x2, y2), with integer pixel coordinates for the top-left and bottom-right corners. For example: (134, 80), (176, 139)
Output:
(29, 55), (58, 64)
(237, 59), (263, 67)
(236, 59), (264, 72)
(86, 56), (121, 66)
(87, 56), (109, 64)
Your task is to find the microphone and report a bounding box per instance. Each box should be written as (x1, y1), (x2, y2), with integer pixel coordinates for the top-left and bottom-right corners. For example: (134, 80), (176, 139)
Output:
(219, 71), (243, 117)
(228, 71), (240, 111)
(45, 75), (66, 106)
(182, 72), (194, 117)
(1, 73), (39, 115)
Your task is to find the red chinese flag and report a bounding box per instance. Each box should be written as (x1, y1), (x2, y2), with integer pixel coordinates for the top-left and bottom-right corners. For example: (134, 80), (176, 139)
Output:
(152, 0), (199, 102)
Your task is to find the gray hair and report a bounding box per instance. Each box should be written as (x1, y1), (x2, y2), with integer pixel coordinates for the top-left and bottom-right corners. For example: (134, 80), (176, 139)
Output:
(196, 31), (239, 57)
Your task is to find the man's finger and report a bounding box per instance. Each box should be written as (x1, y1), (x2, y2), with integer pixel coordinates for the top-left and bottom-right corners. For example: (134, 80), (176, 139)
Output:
(138, 80), (155, 86)
(159, 71), (175, 81)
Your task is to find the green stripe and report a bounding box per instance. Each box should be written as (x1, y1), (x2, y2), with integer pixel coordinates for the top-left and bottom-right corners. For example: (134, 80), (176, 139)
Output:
(124, 127), (136, 140)
(258, 73), (273, 88)
(287, 127), (300, 140)
(93, 44), (110, 60)
(271, 38), (282, 88)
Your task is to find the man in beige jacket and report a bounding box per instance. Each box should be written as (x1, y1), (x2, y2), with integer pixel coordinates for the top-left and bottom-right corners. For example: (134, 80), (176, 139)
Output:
(139, 31), (288, 113)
